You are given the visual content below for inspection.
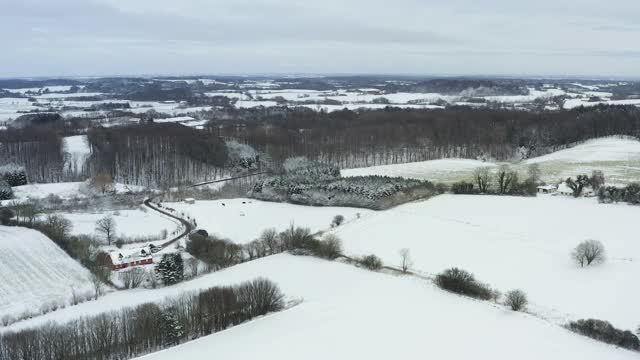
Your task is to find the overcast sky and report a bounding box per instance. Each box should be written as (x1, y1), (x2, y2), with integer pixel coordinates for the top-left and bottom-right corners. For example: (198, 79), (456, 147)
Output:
(2, 0), (639, 78)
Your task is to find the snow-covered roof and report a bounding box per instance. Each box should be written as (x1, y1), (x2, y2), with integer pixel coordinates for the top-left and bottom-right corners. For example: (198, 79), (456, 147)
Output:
(537, 185), (556, 190)
(557, 183), (573, 194)
(109, 246), (152, 265)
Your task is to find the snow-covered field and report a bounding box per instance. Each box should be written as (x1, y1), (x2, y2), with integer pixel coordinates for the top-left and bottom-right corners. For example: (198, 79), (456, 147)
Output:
(166, 198), (370, 243)
(1, 181), (147, 205)
(63, 135), (91, 175)
(3, 254), (635, 359)
(0, 226), (94, 322)
(342, 158), (496, 183)
(331, 194), (640, 330)
(59, 208), (177, 240)
(342, 137), (640, 185)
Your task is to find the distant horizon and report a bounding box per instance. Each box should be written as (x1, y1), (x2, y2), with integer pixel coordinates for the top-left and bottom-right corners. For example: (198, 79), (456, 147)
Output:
(1, 72), (639, 82)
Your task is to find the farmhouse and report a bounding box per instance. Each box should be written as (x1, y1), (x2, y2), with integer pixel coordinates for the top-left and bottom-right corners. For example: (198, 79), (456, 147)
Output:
(184, 198), (195, 204)
(537, 185), (556, 194)
(557, 183), (596, 197)
(105, 247), (154, 270)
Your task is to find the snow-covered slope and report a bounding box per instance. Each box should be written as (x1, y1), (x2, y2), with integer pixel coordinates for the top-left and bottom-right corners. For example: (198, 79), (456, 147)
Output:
(332, 195), (640, 330)
(342, 158), (496, 182)
(4, 254), (635, 359)
(135, 255), (635, 360)
(166, 198), (370, 243)
(0, 226), (94, 322)
(62, 135), (91, 175)
(526, 137), (640, 164)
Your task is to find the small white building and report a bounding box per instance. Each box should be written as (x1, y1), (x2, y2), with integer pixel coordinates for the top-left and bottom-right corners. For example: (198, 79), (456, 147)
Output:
(537, 185), (557, 194)
(557, 183), (595, 197)
(184, 198), (195, 204)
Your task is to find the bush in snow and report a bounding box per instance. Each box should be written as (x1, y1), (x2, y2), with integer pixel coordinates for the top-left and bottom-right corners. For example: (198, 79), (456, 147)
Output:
(156, 253), (184, 286)
(0, 180), (13, 200)
(331, 214), (345, 227)
(0, 163), (27, 186)
(360, 254), (383, 271)
(452, 181), (474, 194)
(568, 319), (640, 350)
(504, 290), (528, 311)
(572, 240), (605, 267)
(312, 233), (343, 260)
(435, 268), (492, 300)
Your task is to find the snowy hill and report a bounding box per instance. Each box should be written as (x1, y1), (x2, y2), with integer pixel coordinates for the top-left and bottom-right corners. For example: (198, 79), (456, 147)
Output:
(341, 137), (640, 185)
(134, 255), (636, 360)
(0, 226), (94, 324)
(3, 254), (635, 359)
(332, 195), (640, 330)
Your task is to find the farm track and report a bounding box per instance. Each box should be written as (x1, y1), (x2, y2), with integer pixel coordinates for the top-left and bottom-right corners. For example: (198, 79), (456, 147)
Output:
(143, 171), (268, 249)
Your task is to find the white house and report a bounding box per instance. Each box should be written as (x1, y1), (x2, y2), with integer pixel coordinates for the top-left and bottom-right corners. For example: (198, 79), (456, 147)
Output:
(184, 198), (195, 204)
(537, 185), (557, 194)
(557, 182), (595, 197)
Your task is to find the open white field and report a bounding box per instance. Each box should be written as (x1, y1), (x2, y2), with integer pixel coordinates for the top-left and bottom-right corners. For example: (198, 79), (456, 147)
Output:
(331, 194), (640, 330)
(3, 254), (635, 359)
(341, 137), (640, 186)
(0, 226), (94, 322)
(166, 198), (371, 243)
(1, 181), (147, 205)
(58, 208), (177, 240)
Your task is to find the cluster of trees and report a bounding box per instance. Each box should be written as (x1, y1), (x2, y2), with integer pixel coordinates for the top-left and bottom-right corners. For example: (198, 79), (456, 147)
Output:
(187, 225), (344, 274)
(434, 267), (527, 312)
(0, 126), (64, 183)
(0, 278), (285, 360)
(568, 319), (639, 350)
(452, 164), (538, 196)
(252, 158), (435, 209)
(597, 182), (640, 204)
(209, 106), (640, 169)
(87, 123), (228, 188)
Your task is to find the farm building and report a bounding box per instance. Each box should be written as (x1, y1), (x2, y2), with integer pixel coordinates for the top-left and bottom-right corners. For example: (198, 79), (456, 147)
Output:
(537, 185), (556, 194)
(105, 247), (154, 270)
(184, 198), (195, 204)
(557, 183), (595, 197)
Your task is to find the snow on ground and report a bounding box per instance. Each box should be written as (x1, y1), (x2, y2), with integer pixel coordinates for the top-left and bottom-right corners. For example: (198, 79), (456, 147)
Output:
(0, 97), (38, 122)
(63, 135), (91, 175)
(527, 138), (640, 164)
(331, 194), (640, 330)
(563, 98), (640, 109)
(3, 254), (635, 359)
(58, 208), (177, 240)
(2, 86), (75, 94)
(0, 226), (94, 322)
(342, 158), (496, 183)
(1, 182), (147, 205)
(341, 137), (640, 185)
(165, 198), (371, 243)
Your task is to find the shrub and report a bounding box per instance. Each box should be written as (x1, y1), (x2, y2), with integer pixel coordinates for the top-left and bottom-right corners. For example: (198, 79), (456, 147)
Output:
(0, 180), (13, 200)
(314, 234), (343, 259)
(360, 254), (383, 271)
(451, 181), (474, 194)
(331, 214), (345, 227)
(572, 240), (605, 267)
(115, 238), (125, 249)
(568, 319), (640, 350)
(435, 183), (449, 194)
(504, 290), (528, 311)
(0, 163), (27, 186)
(435, 268), (492, 300)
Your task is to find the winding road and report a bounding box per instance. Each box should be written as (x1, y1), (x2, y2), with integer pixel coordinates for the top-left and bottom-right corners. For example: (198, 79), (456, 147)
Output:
(143, 171), (267, 249)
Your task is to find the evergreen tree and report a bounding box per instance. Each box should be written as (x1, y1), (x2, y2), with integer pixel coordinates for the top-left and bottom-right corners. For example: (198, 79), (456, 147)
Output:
(0, 164), (28, 186)
(161, 307), (184, 346)
(0, 180), (13, 200)
(155, 253), (184, 286)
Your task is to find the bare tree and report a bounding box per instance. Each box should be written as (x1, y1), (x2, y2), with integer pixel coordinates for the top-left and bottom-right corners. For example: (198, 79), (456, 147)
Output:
(95, 215), (116, 245)
(187, 257), (199, 278)
(92, 172), (114, 194)
(566, 175), (590, 197)
(331, 214), (345, 227)
(121, 268), (146, 289)
(590, 170), (605, 191)
(259, 228), (279, 254)
(505, 290), (528, 311)
(399, 248), (413, 273)
(572, 240), (605, 267)
(90, 274), (103, 300)
(496, 165), (518, 194)
(473, 167), (492, 193)
(527, 163), (542, 184)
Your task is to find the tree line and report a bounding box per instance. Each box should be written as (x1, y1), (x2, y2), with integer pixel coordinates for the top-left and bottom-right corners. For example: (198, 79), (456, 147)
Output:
(0, 278), (285, 360)
(87, 123), (229, 188)
(208, 105), (640, 168)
